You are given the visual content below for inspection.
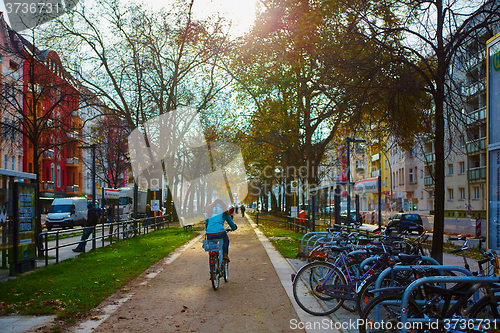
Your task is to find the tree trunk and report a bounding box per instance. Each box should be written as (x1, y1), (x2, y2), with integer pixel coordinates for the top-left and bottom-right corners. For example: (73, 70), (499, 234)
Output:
(431, 79), (446, 264)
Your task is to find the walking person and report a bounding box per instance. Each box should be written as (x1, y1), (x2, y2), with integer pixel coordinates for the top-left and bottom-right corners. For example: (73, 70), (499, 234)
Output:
(73, 203), (99, 252)
(205, 199), (237, 262)
(241, 204), (246, 217)
(108, 203), (115, 240)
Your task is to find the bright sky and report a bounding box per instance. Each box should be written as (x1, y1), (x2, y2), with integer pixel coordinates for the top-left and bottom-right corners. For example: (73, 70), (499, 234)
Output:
(147, 0), (260, 36)
(0, 0), (259, 37)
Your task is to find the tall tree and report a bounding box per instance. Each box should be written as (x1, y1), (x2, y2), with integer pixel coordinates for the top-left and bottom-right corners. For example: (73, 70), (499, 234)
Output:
(350, 0), (500, 262)
(226, 0), (426, 210)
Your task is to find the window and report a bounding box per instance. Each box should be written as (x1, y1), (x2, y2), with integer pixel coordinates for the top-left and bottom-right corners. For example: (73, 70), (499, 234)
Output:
(459, 162), (465, 174)
(0, 53), (3, 63)
(448, 164), (454, 176)
(385, 177), (388, 187)
(459, 135), (465, 147)
(459, 188), (466, 200)
(29, 163), (32, 173)
(409, 168), (414, 183)
(3, 154), (7, 169)
(448, 188), (454, 200)
(385, 160), (388, 169)
(51, 163), (55, 182)
(57, 166), (61, 187)
(11, 156), (14, 171)
(421, 191), (424, 199)
(473, 186), (480, 199)
(3, 118), (8, 140)
(3, 82), (8, 98)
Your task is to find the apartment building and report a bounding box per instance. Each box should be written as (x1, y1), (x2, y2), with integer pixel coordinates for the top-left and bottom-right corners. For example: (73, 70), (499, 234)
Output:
(0, 14), (23, 175)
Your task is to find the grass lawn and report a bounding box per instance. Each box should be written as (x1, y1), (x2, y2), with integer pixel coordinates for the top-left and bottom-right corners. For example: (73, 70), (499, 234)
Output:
(250, 213), (304, 258)
(0, 227), (198, 320)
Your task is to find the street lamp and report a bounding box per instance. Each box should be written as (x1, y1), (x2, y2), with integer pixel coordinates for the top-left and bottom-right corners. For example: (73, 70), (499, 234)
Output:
(79, 143), (97, 208)
(346, 137), (365, 224)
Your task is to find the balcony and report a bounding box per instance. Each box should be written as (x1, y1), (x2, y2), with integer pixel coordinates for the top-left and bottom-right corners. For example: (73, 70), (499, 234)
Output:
(42, 150), (54, 159)
(462, 80), (485, 97)
(67, 131), (78, 139)
(66, 185), (79, 193)
(66, 157), (79, 166)
(468, 166), (486, 182)
(467, 106), (486, 125)
(466, 137), (486, 154)
(41, 181), (54, 190)
(424, 177), (435, 187)
(467, 52), (485, 69)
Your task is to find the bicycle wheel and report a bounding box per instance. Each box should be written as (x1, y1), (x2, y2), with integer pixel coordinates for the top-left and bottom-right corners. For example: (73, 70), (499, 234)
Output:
(223, 262), (228, 282)
(466, 294), (500, 332)
(210, 254), (220, 290)
(359, 294), (423, 333)
(293, 261), (345, 316)
(122, 225), (130, 239)
(356, 274), (407, 316)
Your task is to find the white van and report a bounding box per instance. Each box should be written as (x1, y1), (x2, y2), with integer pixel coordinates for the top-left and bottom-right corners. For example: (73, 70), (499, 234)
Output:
(46, 197), (88, 230)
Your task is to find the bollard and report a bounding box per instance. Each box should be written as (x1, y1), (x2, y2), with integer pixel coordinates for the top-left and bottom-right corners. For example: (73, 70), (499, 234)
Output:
(476, 216), (482, 237)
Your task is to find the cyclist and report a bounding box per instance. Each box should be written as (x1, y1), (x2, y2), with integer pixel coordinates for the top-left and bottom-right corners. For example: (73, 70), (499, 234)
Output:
(205, 199), (237, 262)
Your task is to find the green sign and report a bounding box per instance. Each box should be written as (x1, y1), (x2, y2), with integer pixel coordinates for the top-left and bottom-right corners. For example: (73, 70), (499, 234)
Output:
(494, 49), (500, 72)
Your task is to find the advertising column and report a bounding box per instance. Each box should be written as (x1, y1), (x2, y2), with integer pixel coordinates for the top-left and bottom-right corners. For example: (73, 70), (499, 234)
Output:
(487, 33), (500, 250)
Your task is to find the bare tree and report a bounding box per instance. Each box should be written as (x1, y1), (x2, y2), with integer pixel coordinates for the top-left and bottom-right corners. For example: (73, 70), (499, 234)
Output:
(0, 16), (92, 250)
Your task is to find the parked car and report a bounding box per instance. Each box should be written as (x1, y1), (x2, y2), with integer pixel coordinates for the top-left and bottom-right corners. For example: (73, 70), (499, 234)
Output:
(340, 210), (362, 224)
(387, 213), (424, 234)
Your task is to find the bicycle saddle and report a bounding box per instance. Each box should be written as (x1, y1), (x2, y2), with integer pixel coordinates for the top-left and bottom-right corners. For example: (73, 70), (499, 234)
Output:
(397, 253), (422, 264)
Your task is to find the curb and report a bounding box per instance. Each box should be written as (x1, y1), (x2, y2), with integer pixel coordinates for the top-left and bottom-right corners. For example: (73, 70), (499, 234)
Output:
(246, 215), (344, 333)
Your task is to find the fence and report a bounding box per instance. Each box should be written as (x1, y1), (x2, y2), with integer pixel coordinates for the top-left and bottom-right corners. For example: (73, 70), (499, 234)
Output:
(37, 215), (172, 267)
(255, 212), (310, 234)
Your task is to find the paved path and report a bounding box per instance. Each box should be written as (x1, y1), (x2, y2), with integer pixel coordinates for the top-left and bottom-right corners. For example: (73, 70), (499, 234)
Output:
(69, 215), (303, 333)
(0, 215), (484, 333)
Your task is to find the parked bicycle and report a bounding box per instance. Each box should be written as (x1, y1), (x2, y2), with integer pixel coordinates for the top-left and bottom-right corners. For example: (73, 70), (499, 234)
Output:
(358, 236), (500, 333)
(111, 220), (136, 241)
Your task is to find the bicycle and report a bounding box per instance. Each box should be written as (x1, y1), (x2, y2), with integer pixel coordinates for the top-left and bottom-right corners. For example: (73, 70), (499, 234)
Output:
(203, 228), (231, 290)
(358, 240), (500, 333)
(111, 220), (136, 241)
(292, 242), (399, 315)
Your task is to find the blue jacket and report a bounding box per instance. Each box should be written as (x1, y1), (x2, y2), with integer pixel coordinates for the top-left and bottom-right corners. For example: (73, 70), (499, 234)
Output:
(205, 213), (237, 234)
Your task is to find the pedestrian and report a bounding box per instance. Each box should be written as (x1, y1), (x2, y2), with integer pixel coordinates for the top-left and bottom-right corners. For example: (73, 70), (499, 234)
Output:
(108, 203), (115, 240)
(229, 205), (235, 219)
(145, 204), (151, 226)
(205, 199), (237, 262)
(241, 204), (246, 217)
(73, 203), (99, 252)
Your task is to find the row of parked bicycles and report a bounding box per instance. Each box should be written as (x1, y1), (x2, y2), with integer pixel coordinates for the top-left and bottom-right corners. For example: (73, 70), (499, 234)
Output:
(292, 222), (499, 332)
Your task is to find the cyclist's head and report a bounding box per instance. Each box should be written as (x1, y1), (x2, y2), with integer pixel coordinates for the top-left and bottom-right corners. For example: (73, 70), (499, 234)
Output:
(206, 199), (228, 218)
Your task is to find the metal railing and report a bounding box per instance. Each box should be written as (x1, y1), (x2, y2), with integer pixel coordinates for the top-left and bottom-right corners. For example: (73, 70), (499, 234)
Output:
(255, 212), (311, 234)
(37, 215), (172, 267)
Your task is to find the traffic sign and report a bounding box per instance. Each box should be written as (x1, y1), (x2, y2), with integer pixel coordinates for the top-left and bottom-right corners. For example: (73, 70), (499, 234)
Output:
(151, 178), (160, 191)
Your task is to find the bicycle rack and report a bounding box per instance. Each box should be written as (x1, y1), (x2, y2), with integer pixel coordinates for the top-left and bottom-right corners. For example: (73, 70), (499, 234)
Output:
(400, 275), (500, 333)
